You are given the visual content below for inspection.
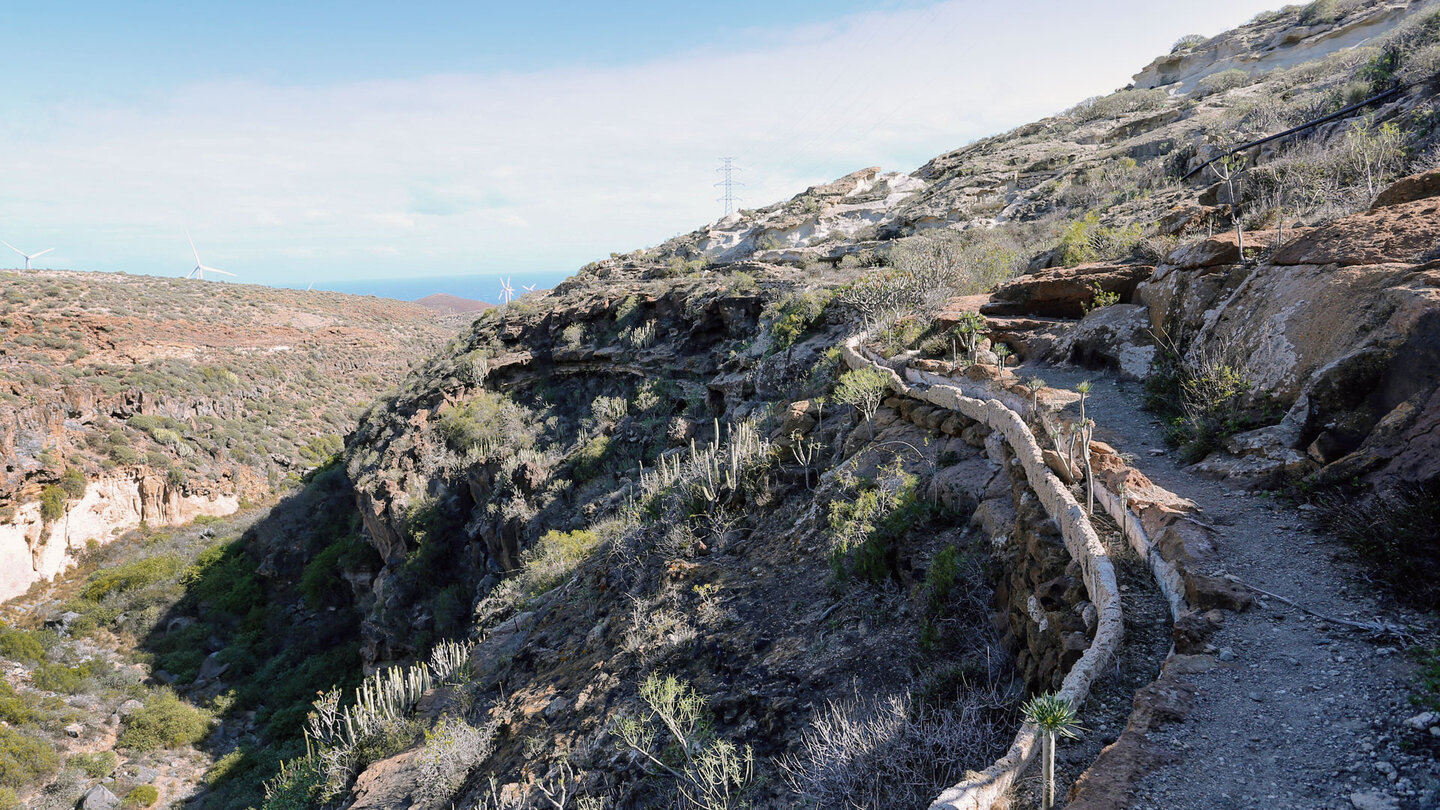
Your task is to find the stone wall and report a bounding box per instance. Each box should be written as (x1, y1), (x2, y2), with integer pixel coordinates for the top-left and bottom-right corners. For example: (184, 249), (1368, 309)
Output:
(839, 334), (1125, 810)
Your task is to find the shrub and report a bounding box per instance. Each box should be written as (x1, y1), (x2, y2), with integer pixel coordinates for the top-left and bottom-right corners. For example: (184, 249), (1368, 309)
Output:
(1172, 34), (1207, 52)
(39, 485), (66, 523)
(435, 391), (535, 460)
(1196, 68), (1251, 96)
(1318, 480), (1440, 607)
(833, 367), (890, 440)
(69, 751), (118, 778)
(1057, 212), (1143, 266)
(59, 467), (86, 499)
(414, 719), (496, 809)
(0, 626), (47, 662)
(123, 785), (159, 808)
(780, 689), (1010, 808)
(0, 725), (58, 788)
(1066, 88), (1169, 123)
(30, 661), (96, 693)
(572, 436), (612, 482)
(118, 690), (213, 751)
(617, 674), (753, 810)
(182, 542), (264, 614)
(512, 530), (601, 600)
(80, 555), (184, 602)
(764, 289), (833, 351)
(1300, 0), (1341, 25)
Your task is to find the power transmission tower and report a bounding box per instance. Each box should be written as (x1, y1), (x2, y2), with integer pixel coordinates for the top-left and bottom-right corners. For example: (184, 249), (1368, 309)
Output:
(715, 157), (744, 216)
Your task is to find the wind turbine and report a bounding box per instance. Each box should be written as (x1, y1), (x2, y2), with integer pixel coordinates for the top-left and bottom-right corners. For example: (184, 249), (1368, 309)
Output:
(186, 231), (236, 281)
(499, 277), (515, 305)
(522, 283), (536, 293)
(1, 241), (54, 270)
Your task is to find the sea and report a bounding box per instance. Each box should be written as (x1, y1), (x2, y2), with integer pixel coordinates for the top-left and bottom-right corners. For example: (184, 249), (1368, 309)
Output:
(276, 270), (576, 305)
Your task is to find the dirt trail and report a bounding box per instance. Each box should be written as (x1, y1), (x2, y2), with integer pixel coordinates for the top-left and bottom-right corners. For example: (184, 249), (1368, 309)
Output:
(1027, 364), (1437, 810)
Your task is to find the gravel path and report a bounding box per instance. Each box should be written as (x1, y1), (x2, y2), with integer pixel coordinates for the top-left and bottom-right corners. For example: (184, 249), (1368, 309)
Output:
(1026, 364), (1438, 810)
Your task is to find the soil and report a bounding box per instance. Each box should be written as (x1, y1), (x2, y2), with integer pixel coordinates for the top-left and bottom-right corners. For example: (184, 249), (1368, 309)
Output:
(1028, 363), (1440, 810)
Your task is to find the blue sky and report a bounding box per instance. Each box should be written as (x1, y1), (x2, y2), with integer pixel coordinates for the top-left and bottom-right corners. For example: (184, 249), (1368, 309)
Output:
(0, 1), (1279, 289)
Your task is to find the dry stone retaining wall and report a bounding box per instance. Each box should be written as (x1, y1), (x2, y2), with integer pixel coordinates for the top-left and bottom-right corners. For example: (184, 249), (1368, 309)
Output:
(840, 336), (1124, 810)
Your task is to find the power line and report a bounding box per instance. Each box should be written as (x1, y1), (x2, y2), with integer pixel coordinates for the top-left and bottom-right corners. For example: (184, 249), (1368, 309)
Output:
(714, 157), (744, 216)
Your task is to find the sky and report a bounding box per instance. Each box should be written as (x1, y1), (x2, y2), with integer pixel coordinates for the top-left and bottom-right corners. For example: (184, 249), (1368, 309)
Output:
(0, 0), (1281, 292)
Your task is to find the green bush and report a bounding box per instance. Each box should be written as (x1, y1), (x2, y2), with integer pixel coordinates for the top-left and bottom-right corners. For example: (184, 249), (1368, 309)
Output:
(124, 784), (159, 808)
(117, 690), (212, 751)
(0, 725), (58, 788)
(30, 661), (96, 694)
(572, 435), (612, 482)
(1196, 68), (1250, 96)
(69, 750), (118, 778)
(181, 543), (263, 614)
(0, 787), (17, 810)
(764, 289), (833, 351)
(59, 467), (87, 499)
(300, 535), (374, 609)
(0, 680), (33, 725)
(1066, 88), (1168, 123)
(1300, 0), (1341, 25)
(80, 554), (184, 603)
(39, 485), (66, 524)
(1057, 212), (1143, 266)
(512, 529), (601, 599)
(0, 626), (47, 663)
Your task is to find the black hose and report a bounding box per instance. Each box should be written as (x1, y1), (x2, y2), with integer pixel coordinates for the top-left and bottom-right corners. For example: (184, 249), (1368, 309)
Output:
(1180, 79), (1422, 181)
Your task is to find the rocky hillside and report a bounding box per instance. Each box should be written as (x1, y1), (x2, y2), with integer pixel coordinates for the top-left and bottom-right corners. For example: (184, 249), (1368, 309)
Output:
(4, 2), (1440, 810)
(0, 271), (452, 600)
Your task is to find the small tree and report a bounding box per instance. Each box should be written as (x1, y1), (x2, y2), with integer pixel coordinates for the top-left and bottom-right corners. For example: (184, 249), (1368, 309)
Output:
(39, 485), (66, 524)
(618, 675), (753, 810)
(834, 367), (890, 440)
(1022, 693), (1082, 810)
(1074, 380), (1092, 423)
(1208, 154), (1248, 261)
(994, 343), (1012, 369)
(1025, 377), (1046, 418)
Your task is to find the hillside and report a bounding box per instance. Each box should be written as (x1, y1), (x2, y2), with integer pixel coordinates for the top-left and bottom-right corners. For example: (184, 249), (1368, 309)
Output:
(0, 271), (454, 599)
(2, 2), (1439, 810)
(414, 294), (496, 316)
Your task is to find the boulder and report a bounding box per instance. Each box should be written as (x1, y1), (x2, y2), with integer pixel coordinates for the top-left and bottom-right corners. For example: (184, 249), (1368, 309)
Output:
(1049, 303), (1156, 379)
(1272, 195), (1440, 266)
(983, 263), (1154, 319)
(1370, 169), (1440, 209)
(80, 785), (120, 810)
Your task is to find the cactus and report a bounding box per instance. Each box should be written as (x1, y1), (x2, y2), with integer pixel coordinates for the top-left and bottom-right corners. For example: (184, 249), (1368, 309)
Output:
(1074, 380), (1092, 423)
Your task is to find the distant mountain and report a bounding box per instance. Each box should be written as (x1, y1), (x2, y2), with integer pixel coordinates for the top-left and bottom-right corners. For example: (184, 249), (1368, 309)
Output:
(413, 292), (495, 314)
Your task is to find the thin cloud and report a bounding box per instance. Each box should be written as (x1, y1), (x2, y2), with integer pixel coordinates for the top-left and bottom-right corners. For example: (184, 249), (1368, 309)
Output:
(0, 0), (1275, 282)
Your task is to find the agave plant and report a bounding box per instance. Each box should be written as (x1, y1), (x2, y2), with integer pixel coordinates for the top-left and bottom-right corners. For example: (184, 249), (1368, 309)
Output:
(1022, 693), (1083, 810)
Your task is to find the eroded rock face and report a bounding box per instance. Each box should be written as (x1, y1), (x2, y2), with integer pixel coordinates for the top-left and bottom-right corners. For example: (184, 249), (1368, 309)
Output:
(1050, 304), (1156, 379)
(1137, 170), (1440, 489)
(1271, 195), (1440, 266)
(983, 263), (1154, 319)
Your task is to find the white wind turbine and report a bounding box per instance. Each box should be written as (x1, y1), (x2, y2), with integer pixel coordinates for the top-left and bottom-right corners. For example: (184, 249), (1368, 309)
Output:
(499, 277), (515, 304)
(186, 231), (236, 281)
(522, 283), (536, 293)
(2, 241), (54, 270)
